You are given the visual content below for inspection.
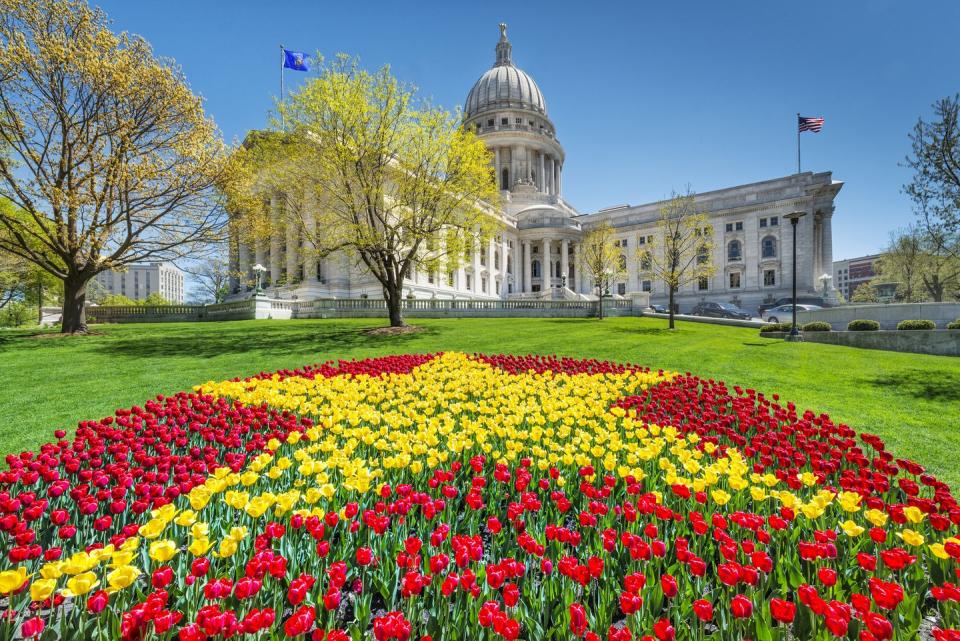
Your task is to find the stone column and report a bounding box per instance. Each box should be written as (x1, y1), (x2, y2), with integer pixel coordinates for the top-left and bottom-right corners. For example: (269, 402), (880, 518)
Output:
(539, 153), (546, 193)
(487, 238), (496, 296)
(285, 210), (299, 284)
(472, 237), (481, 295)
(523, 240), (532, 293)
(821, 210), (834, 296)
(302, 193), (318, 282)
(512, 146), (521, 187)
(542, 238), (551, 289)
(500, 236), (509, 296)
(560, 239), (569, 291)
(269, 194), (282, 285)
(557, 163), (562, 197)
(238, 239), (251, 291)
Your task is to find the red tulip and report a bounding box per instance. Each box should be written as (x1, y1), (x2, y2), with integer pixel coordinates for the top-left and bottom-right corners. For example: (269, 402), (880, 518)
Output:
(770, 598), (796, 624)
(692, 599), (713, 622)
(731, 594), (753, 618)
(569, 603), (588, 637)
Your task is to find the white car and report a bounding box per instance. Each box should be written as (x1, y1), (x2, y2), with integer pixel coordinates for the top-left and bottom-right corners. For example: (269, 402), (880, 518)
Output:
(762, 304), (822, 323)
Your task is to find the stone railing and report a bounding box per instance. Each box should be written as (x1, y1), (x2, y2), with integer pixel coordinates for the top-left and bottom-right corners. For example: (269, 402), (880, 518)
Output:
(83, 295), (648, 323)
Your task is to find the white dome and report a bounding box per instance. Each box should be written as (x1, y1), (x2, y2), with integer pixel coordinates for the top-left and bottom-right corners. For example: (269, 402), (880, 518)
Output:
(464, 24), (547, 119)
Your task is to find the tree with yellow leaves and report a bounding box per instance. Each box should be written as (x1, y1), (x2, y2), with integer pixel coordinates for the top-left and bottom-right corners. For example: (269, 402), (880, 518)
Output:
(0, 0), (232, 333)
(640, 190), (715, 329)
(576, 221), (626, 320)
(231, 56), (500, 327)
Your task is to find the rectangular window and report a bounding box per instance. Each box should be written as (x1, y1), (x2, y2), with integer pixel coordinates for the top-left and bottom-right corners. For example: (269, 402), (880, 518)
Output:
(638, 236), (645, 245)
(698, 277), (709, 291)
(514, 117), (522, 124)
(770, 216), (779, 226)
(466, 274), (472, 290)
(482, 276), (488, 293)
(729, 272), (741, 289)
(500, 117), (508, 125)
(735, 221), (743, 231)
(641, 280), (651, 292)
(725, 223), (733, 232)
(487, 119), (494, 127)
(617, 283), (626, 295)
(759, 218), (767, 228)
(764, 269), (776, 286)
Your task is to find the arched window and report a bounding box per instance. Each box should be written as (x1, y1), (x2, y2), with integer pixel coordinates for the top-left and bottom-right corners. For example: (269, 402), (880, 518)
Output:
(697, 246), (709, 265)
(727, 240), (742, 262)
(761, 236), (777, 259)
(507, 256), (513, 274)
(501, 168), (510, 190)
(554, 261), (561, 278)
(494, 250), (501, 270)
(618, 254), (627, 271)
(532, 260), (541, 278)
(640, 253), (651, 271)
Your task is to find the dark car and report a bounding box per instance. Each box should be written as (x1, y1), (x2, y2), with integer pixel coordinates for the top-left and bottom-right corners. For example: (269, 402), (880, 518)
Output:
(757, 296), (826, 316)
(650, 304), (669, 314)
(689, 301), (752, 320)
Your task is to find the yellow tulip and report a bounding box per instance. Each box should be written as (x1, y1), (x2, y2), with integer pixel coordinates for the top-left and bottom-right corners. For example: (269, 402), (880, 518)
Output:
(903, 506), (925, 524)
(840, 520), (865, 537)
(898, 529), (924, 546)
(865, 508), (889, 527)
(711, 489), (731, 506)
(107, 565), (141, 591)
(30, 578), (56, 601)
(61, 571), (99, 597)
(149, 540), (178, 563)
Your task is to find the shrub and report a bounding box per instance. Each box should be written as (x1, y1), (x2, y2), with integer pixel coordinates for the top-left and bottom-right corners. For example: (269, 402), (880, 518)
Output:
(948, 319), (960, 330)
(847, 319), (880, 331)
(802, 321), (832, 332)
(760, 322), (792, 333)
(897, 319), (936, 331)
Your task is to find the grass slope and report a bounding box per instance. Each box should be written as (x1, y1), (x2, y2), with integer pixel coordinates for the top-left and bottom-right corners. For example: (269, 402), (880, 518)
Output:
(2, 317), (958, 488)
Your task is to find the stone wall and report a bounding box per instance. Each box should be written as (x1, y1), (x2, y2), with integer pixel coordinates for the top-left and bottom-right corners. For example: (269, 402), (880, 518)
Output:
(798, 302), (960, 330)
(762, 329), (960, 357)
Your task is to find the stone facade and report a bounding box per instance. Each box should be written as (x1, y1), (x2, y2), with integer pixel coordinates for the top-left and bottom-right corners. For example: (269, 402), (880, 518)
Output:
(228, 25), (842, 314)
(94, 262), (185, 303)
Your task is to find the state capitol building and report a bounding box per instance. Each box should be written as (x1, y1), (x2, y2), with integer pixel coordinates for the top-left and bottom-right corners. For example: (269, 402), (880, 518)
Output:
(230, 25), (842, 312)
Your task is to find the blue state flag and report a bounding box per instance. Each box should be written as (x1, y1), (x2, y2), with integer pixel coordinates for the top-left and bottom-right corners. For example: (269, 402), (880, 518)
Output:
(283, 49), (310, 71)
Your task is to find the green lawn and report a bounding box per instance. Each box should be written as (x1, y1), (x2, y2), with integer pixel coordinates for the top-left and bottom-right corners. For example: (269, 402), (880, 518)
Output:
(2, 317), (958, 488)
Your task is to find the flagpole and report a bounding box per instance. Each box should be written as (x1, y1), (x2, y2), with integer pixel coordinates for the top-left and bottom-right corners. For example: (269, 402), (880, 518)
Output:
(796, 112), (801, 174)
(280, 44), (285, 130)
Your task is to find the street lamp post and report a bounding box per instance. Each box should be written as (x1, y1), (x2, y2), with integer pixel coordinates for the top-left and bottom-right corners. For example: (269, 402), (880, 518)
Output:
(784, 212), (807, 341)
(252, 264), (267, 294)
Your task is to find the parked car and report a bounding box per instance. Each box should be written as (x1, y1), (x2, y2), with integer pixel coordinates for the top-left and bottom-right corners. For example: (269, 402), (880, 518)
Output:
(649, 304), (669, 314)
(762, 303), (822, 323)
(758, 296), (826, 316)
(689, 302), (753, 320)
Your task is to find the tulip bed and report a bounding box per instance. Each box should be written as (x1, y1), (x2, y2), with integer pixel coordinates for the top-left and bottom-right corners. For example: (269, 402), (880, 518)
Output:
(1, 352), (959, 641)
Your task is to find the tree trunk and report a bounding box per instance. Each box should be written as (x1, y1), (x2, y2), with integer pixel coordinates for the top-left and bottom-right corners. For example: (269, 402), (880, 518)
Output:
(61, 274), (89, 334)
(668, 286), (676, 330)
(384, 283), (406, 328)
(597, 285), (604, 320)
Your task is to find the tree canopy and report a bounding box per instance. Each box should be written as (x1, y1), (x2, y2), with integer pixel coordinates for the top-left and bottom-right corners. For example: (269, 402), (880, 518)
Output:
(231, 56), (500, 326)
(0, 0), (232, 331)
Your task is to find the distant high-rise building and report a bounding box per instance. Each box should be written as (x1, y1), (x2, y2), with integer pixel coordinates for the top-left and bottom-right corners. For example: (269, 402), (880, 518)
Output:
(94, 262), (184, 303)
(833, 253), (884, 300)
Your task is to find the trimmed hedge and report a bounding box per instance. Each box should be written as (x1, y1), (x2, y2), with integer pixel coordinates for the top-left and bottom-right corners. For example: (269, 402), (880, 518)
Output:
(802, 321), (832, 332)
(847, 319), (880, 331)
(897, 319), (936, 331)
(760, 322), (793, 333)
(948, 320), (960, 330)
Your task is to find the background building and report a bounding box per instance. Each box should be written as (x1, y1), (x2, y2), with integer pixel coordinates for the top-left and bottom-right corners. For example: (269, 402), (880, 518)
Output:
(833, 253), (884, 300)
(94, 262), (185, 303)
(229, 25), (842, 314)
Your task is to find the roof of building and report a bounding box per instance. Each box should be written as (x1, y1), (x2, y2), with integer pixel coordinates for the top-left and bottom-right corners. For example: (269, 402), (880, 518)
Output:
(464, 24), (547, 119)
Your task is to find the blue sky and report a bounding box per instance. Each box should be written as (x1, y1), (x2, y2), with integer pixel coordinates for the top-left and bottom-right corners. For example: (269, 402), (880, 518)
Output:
(96, 0), (960, 261)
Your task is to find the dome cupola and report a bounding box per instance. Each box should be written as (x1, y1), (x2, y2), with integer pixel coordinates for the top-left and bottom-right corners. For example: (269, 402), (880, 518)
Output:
(464, 24), (547, 119)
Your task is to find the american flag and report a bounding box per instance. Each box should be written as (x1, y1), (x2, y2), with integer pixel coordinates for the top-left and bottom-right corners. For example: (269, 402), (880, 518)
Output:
(798, 116), (825, 133)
